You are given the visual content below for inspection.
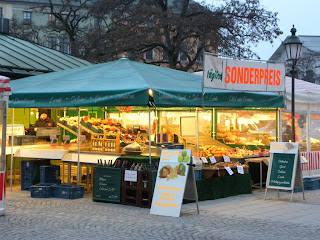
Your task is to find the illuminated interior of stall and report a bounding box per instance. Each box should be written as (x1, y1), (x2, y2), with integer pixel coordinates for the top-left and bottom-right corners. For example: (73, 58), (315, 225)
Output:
(281, 111), (307, 151)
(159, 110), (212, 142)
(310, 113), (320, 151)
(216, 110), (277, 146)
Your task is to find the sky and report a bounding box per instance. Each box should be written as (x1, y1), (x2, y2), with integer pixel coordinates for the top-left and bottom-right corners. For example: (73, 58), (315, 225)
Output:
(196, 0), (320, 61)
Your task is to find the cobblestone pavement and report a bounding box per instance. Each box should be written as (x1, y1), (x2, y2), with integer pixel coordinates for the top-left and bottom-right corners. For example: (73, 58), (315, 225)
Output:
(1, 188), (320, 240)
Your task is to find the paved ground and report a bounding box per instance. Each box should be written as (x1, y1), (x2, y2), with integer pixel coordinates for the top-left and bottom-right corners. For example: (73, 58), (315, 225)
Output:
(0, 187), (320, 240)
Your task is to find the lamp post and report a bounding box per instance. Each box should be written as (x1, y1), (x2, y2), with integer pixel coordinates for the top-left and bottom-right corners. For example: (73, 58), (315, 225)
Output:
(283, 25), (302, 142)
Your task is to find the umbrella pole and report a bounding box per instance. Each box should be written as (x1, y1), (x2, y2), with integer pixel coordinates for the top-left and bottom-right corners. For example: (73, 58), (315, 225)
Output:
(10, 108), (14, 191)
(149, 107), (151, 164)
(77, 107), (80, 185)
(197, 108), (200, 157)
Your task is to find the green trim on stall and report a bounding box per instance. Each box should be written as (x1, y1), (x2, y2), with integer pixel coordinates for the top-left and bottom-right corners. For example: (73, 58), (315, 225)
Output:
(276, 110), (279, 142)
(214, 109), (218, 140)
(211, 108), (214, 139)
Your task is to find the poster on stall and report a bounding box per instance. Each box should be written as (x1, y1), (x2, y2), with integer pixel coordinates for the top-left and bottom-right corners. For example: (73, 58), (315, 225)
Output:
(62, 135), (70, 148)
(150, 149), (197, 217)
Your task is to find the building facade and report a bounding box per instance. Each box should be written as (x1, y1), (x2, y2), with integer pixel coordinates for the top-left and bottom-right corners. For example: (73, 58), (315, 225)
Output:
(0, 0), (204, 71)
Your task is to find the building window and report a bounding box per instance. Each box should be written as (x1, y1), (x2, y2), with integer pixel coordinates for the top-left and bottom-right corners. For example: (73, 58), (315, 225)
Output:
(0, 7), (3, 18)
(48, 36), (58, 50)
(179, 45), (188, 62)
(197, 46), (204, 62)
(59, 37), (69, 54)
(48, 36), (70, 54)
(162, 50), (168, 62)
(145, 49), (154, 61)
(23, 12), (32, 24)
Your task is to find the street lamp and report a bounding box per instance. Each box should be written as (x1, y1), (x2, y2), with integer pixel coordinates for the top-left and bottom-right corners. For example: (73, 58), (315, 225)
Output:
(283, 25), (302, 142)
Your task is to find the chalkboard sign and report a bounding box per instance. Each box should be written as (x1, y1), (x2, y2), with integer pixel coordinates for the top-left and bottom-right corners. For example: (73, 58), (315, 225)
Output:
(268, 153), (296, 189)
(93, 167), (121, 203)
(265, 142), (305, 202)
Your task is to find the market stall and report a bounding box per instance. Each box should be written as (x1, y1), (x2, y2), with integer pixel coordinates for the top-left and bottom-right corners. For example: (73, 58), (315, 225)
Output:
(7, 58), (285, 204)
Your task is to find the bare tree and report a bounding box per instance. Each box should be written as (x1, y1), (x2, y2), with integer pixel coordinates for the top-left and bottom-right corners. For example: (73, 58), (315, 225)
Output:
(8, 0), (282, 72)
(9, 17), (46, 45)
(94, 0), (282, 71)
(38, 0), (95, 56)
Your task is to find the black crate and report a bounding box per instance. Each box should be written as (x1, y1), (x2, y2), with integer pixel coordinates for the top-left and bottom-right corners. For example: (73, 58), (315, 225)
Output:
(40, 166), (60, 184)
(53, 185), (84, 199)
(21, 160), (51, 190)
(31, 183), (56, 198)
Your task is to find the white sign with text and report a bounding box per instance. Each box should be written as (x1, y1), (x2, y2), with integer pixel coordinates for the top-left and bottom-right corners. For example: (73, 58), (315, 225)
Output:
(150, 149), (191, 218)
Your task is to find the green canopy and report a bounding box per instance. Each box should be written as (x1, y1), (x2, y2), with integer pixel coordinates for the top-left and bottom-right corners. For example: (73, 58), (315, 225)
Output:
(9, 58), (284, 108)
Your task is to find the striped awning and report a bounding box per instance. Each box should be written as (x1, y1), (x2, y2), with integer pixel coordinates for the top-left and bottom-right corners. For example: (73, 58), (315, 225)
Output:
(0, 75), (11, 95)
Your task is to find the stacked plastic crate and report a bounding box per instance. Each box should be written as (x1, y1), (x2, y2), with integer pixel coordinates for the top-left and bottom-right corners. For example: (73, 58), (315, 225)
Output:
(21, 159), (50, 190)
(31, 165), (84, 199)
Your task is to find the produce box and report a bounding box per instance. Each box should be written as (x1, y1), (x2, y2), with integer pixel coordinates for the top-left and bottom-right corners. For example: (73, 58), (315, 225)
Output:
(36, 127), (60, 137)
(202, 168), (219, 179)
(8, 135), (36, 146)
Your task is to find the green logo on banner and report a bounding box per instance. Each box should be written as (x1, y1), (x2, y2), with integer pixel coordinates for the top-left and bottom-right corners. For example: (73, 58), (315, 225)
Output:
(207, 69), (222, 82)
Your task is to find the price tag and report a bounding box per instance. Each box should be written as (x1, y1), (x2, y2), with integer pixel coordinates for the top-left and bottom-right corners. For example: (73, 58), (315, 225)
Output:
(209, 156), (217, 164)
(223, 155), (230, 162)
(237, 165), (244, 174)
(124, 170), (137, 182)
(50, 135), (57, 146)
(201, 157), (208, 163)
(63, 135), (70, 147)
(224, 167), (233, 175)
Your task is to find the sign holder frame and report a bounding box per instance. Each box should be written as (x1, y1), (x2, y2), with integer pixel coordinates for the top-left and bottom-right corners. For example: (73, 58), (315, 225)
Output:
(183, 162), (199, 214)
(264, 142), (305, 202)
(150, 149), (199, 217)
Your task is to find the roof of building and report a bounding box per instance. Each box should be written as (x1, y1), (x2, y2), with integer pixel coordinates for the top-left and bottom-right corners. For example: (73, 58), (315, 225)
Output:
(0, 34), (92, 79)
(269, 35), (320, 61)
(298, 36), (320, 52)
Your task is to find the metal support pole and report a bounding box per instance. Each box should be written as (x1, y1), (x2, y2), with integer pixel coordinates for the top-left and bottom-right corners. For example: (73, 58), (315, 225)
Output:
(77, 107), (80, 185)
(197, 108), (200, 157)
(291, 66), (296, 142)
(148, 107), (152, 164)
(10, 108), (14, 190)
(1, 102), (8, 171)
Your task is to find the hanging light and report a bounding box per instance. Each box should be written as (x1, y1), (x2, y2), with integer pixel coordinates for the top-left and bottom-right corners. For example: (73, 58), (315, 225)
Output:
(283, 25), (302, 66)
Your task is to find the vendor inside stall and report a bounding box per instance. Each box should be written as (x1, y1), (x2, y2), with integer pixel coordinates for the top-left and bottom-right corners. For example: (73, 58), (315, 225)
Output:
(34, 109), (56, 132)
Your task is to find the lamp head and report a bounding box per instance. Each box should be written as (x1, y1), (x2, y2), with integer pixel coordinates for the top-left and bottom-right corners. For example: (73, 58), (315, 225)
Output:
(283, 25), (303, 65)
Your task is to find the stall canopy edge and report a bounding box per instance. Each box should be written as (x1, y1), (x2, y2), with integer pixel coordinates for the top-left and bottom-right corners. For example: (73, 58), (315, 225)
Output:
(9, 59), (284, 108)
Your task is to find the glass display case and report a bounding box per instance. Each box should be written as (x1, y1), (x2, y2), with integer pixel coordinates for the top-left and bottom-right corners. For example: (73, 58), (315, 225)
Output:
(216, 110), (277, 146)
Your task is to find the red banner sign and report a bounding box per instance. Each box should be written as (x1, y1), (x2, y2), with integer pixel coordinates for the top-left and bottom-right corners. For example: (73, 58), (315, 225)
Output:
(0, 172), (5, 201)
